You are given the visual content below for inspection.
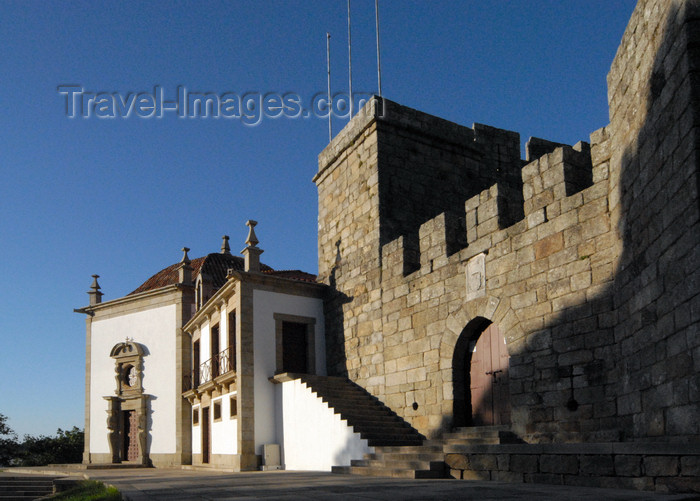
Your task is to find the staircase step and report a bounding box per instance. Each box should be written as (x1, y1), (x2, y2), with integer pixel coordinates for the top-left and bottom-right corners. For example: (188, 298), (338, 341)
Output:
(353, 425), (417, 435)
(351, 459), (442, 470)
(320, 396), (405, 409)
(449, 425), (508, 435)
(374, 445), (442, 453)
(333, 466), (420, 478)
(0, 476), (56, 501)
(325, 403), (395, 413)
(367, 452), (446, 462)
(441, 437), (501, 445)
(332, 465), (444, 479)
(342, 417), (414, 427)
(368, 439), (423, 447)
(443, 427), (522, 445)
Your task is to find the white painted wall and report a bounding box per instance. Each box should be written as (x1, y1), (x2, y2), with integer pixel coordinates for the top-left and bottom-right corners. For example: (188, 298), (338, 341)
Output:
(89, 303), (177, 455)
(277, 379), (372, 470)
(252, 290), (325, 452)
(211, 391), (238, 455)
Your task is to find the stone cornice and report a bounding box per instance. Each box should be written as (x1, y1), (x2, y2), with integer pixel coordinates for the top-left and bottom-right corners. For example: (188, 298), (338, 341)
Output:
(75, 283), (189, 316)
(229, 270), (326, 296)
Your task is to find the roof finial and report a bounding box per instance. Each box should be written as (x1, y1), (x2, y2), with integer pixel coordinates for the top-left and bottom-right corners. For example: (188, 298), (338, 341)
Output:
(221, 235), (231, 255)
(245, 220), (259, 248)
(180, 247), (191, 264)
(178, 247), (193, 286)
(88, 274), (103, 305)
(242, 220), (263, 273)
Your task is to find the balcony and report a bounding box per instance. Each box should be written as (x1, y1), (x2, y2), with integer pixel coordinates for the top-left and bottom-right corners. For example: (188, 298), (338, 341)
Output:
(183, 347), (236, 399)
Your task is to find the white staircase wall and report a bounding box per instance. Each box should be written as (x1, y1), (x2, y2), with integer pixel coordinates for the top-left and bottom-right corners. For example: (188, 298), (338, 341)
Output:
(276, 379), (372, 470)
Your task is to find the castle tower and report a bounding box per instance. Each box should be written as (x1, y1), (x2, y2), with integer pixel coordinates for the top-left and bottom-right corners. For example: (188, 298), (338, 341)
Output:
(314, 97), (523, 393)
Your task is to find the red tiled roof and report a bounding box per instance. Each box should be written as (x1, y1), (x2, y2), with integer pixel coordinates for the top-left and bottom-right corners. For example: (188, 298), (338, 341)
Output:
(264, 269), (318, 283)
(128, 253), (272, 296)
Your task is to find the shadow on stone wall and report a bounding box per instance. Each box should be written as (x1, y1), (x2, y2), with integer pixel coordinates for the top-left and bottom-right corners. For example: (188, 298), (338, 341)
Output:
(505, 0), (699, 442)
(324, 257), (353, 378)
(325, 0), (699, 454)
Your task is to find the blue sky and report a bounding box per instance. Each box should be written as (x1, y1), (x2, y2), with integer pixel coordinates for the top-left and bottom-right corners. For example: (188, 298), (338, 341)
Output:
(0, 1), (636, 438)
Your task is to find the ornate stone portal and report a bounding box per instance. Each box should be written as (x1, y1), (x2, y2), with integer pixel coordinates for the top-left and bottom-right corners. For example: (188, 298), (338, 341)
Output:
(105, 339), (150, 465)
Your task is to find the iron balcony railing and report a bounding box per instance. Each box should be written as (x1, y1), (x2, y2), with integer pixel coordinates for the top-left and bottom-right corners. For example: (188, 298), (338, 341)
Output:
(183, 347), (236, 391)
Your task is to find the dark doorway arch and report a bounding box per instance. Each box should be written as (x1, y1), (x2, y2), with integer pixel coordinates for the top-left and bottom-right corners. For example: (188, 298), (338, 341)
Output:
(452, 317), (511, 428)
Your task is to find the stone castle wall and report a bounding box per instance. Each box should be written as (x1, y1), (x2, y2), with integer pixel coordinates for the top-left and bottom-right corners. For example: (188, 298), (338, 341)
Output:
(315, 0), (699, 443)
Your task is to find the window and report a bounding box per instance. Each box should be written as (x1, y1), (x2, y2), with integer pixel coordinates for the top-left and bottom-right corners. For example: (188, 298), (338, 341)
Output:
(193, 408), (199, 426)
(195, 277), (202, 310)
(213, 400), (222, 421)
(193, 340), (200, 369)
(193, 340), (200, 387)
(228, 311), (237, 371)
(273, 314), (316, 375)
(230, 396), (237, 418)
(211, 324), (220, 378)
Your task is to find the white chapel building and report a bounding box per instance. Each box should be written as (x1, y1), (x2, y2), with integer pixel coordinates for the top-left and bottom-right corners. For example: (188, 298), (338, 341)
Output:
(76, 221), (387, 470)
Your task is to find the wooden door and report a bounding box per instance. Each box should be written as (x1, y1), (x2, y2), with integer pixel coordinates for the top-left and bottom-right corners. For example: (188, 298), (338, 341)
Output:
(121, 411), (139, 461)
(469, 324), (511, 425)
(127, 411), (139, 461)
(202, 407), (210, 464)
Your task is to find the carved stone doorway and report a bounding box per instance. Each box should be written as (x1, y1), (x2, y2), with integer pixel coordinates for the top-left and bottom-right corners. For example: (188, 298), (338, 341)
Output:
(105, 340), (150, 465)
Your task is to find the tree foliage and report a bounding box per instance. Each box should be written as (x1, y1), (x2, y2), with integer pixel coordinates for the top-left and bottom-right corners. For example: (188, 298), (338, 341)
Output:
(0, 413), (13, 436)
(17, 427), (84, 466)
(0, 414), (83, 467)
(0, 412), (18, 466)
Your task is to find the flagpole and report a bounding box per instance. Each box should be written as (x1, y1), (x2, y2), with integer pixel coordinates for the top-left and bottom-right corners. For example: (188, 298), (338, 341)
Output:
(375, 0), (382, 97)
(326, 32), (332, 142)
(347, 0), (353, 118)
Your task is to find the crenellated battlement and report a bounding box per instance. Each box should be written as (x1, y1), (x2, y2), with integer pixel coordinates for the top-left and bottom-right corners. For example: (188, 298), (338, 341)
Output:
(376, 135), (602, 286)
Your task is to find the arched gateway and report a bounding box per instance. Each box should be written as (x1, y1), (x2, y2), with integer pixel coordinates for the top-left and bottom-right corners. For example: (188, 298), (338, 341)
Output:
(452, 318), (511, 427)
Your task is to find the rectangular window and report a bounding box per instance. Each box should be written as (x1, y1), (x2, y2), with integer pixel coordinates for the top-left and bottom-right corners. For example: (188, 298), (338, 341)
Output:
(230, 396), (237, 418)
(228, 311), (237, 372)
(213, 400), (222, 421)
(193, 340), (200, 387)
(193, 408), (199, 426)
(211, 324), (220, 378)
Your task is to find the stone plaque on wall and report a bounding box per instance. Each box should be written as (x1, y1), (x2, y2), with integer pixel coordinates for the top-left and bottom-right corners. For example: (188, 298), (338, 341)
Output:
(465, 253), (486, 301)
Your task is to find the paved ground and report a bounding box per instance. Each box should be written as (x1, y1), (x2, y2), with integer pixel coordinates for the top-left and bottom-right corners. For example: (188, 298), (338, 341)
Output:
(3, 468), (699, 500)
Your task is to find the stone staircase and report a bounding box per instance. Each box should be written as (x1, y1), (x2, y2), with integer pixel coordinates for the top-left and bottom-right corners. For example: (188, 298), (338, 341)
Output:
(333, 425), (520, 479)
(295, 374), (424, 447)
(442, 425), (524, 446)
(0, 475), (57, 500)
(332, 443), (445, 478)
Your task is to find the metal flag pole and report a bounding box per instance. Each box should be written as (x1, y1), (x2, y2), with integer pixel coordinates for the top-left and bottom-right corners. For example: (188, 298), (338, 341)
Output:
(347, 0), (353, 118)
(326, 32), (332, 142)
(375, 0), (382, 97)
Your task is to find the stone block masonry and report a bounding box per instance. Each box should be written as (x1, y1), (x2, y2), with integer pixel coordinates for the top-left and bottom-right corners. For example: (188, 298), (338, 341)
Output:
(314, 0), (699, 458)
(445, 443), (700, 492)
